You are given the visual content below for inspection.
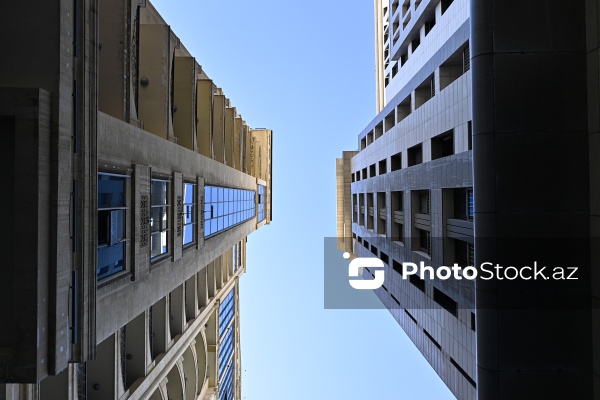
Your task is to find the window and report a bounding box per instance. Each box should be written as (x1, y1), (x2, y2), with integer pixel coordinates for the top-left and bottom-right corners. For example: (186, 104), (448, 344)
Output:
(183, 182), (196, 246)
(391, 152), (402, 172)
(150, 178), (170, 259)
(379, 159), (387, 175)
(467, 189), (474, 220)
(391, 191), (404, 242)
(431, 129), (454, 160)
(204, 186), (256, 237)
(453, 188), (473, 220)
(219, 289), (236, 400)
(98, 173), (128, 279)
(419, 191), (430, 214)
(434, 287), (457, 317)
(258, 184), (267, 222)
(418, 228), (431, 254)
(441, 0), (454, 15)
(407, 144), (423, 166)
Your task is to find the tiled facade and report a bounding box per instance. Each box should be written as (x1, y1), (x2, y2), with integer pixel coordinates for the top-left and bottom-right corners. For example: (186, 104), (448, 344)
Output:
(0, 1), (271, 399)
(338, 0), (475, 398)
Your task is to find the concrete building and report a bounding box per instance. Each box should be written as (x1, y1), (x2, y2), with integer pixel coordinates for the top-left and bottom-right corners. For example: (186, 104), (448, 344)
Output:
(0, 1), (272, 400)
(338, 0), (475, 398)
(338, 0), (600, 398)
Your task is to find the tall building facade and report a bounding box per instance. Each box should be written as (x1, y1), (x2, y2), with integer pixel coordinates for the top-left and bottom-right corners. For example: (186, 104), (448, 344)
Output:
(0, 1), (272, 400)
(339, 0), (600, 398)
(338, 0), (475, 398)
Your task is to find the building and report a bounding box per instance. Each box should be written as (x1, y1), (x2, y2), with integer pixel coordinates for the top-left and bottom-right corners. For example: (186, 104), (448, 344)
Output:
(0, 1), (272, 400)
(338, 0), (600, 398)
(337, 0), (475, 398)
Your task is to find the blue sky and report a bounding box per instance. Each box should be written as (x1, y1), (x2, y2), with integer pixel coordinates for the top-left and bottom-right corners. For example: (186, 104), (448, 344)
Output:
(151, 1), (456, 398)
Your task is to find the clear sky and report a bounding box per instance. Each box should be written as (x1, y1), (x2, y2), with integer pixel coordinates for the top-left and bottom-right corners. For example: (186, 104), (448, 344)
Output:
(151, 1), (456, 399)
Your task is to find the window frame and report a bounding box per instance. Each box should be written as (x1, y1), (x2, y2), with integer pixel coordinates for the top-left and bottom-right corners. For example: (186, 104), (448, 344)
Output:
(97, 169), (131, 281)
(204, 185), (256, 238)
(182, 180), (197, 248)
(150, 176), (172, 260)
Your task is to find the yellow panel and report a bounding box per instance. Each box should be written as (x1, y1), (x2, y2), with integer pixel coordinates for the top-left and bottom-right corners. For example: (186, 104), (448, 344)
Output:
(98, 0), (126, 120)
(196, 79), (213, 158)
(212, 94), (225, 163)
(173, 56), (196, 150)
(138, 24), (170, 139)
(234, 116), (243, 171)
(224, 107), (235, 167)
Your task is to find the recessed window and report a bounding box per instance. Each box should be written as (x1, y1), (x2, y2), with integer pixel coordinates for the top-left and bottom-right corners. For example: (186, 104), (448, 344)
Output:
(418, 228), (431, 255)
(375, 122), (384, 140)
(434, 287), (457, 317)
(441, 0), (454, 15)
(468, 120), (473, 150)
(414, 74), (434, 109)
(150, 178), (171, 259)
(367, 193), (374, 230)
(371, 245), (378, 256)
(391, 191), (404, 243)
(98, 173), (128, 279)
(400, 52), (408, 66)
(440, 44), (467, 91)
(380, 251), (389, 265)
(453, 188), (473, 220)
(411, 36), (421, 52)
(377, 192), (387, 235)
(385, 110), (395, 132)
(396, 96), (411, 123)
(431, 129), (454, 160)
(379, 159), (387, 175)
(407, 144), (423, 166)
(183, 182), (196, 246)
(424, 15), (436, 35)
(369, 164), (376, 178)
(409, 274), (425, 292)
(391, 152), (402, 172)
(393, 260), (402, 275)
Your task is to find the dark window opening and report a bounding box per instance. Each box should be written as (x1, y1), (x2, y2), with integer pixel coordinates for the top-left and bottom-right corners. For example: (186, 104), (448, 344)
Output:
(424, 329), (441, 350)
(468, 120), (472, 150)
(391, 152), (402, 171)
(407, 144), (423, 166)
(431, 129), (454, 160)
(433, 287), (458, 317)
(409, 274), (425, 292)
(441, 0), (455, 14)
(424, 15), (436, 35)
(380, 252), (389, 265)
(379, 159), (387, 175)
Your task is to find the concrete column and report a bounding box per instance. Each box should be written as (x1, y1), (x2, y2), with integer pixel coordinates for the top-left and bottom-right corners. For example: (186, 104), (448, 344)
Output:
(472, 0), (592, 398)
(134, 164), (150, 279)
(173, 172), (183, 261)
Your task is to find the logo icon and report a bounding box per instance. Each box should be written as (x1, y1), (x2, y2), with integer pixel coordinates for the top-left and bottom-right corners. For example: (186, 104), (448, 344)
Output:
(345, 252), (385, 290)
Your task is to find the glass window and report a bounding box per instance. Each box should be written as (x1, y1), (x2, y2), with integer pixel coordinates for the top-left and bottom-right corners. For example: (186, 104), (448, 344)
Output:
(257, 184), (266, 222)
(150, 179), (170, 258)
(97, 173), (127, 280)
(183, 182), (196, 246)
(218, 289), (236, 400)
(204, 185), (256, 238)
